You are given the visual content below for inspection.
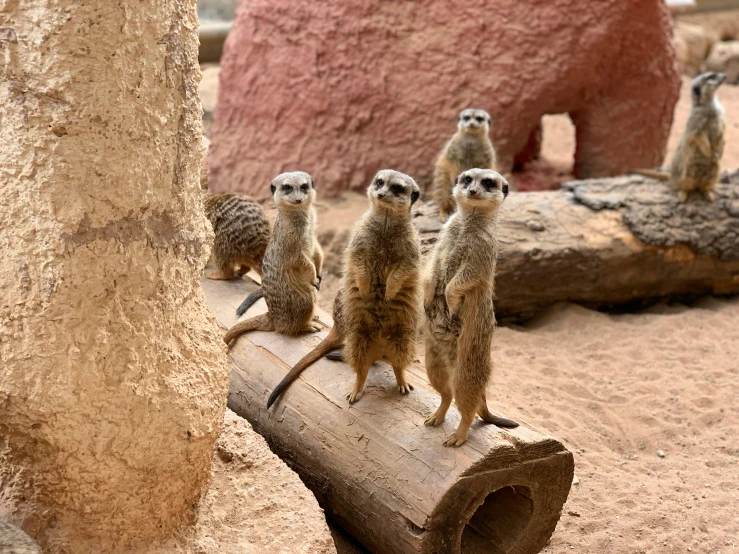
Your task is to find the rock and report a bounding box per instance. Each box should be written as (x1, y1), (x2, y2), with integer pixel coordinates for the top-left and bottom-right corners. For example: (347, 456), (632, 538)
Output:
(704, 41), (739, 84)
(572, 475), (580, 486)
(657, 450), (666, 458)
(674, 22), (717, 76)
(209, 0), (680, 198)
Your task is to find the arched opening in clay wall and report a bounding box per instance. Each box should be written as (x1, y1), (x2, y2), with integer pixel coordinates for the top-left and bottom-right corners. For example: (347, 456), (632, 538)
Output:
(460, 485), (534, 553)
(512, 114), (576, 192)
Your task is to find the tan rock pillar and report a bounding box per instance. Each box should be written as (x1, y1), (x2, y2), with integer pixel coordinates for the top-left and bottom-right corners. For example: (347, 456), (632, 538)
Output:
(0, 1), (228, 551)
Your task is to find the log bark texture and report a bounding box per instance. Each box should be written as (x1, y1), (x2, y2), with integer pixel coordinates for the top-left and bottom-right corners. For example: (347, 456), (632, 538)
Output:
(413, 174), (739, 322)
(0, 2), (229, 550)
(202, 276), (574, 554)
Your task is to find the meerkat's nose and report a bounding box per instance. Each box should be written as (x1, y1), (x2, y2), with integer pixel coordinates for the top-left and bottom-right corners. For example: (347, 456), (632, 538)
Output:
(294, 198), (303, 204)
(468, 188), (478, 196)
(377, 192), (386, 198)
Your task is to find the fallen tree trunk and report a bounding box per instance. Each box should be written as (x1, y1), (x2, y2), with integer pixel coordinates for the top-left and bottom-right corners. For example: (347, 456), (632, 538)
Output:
(202, 276), (574, 554)
(413, 174), (739, 322)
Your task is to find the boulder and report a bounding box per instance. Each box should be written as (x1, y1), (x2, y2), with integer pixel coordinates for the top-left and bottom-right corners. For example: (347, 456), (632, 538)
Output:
(704, 40), (739, 83)
(674, 21), (718, 75)
(209, 0), (681, 198)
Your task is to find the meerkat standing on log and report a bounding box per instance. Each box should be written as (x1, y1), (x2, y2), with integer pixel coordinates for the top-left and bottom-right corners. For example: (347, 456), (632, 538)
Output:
(223, 172), (323, 344)
(632, 72), (726, 201)
(266, 170), (422, 407)
(424, 168), (519, 447)
(433, 108), (497, 222)
(203, 193), (271, 281)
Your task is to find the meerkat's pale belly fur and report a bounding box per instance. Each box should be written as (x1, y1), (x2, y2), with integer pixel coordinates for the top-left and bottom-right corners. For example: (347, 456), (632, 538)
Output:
(343, 214), (421, 369)
(261, 210), (319, 333)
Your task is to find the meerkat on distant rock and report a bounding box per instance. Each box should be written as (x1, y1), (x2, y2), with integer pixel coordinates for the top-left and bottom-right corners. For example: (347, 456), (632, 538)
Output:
(223, 172), (323, 344)
(266, 170), (422, 408)
(433, 108), (497, 222)
(424, 168), (518, 447)
(632, 72), (726, 202)
(203, 193), (271, 280)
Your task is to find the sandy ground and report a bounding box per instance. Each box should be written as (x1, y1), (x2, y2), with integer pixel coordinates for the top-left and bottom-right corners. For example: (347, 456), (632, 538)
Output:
(210, 75), (739, 553)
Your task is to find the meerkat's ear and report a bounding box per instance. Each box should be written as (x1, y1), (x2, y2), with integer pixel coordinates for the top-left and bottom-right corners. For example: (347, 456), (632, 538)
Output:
(692, 82), (701, 96)
(311, 177), (316, 190)
(502, 183), (509, 197)
(411, 189), (420, 205)
(453, 175), (460, 186)
(270, 182), (276, 195)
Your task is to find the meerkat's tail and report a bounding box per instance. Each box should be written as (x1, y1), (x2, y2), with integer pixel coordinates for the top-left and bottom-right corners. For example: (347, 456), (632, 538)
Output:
(223, 313), (273, 345)
(630, 168), (669, 181)
(479, 396), (519, 429)
(267, 326), (343, 409)
(235, 289), (264, 316)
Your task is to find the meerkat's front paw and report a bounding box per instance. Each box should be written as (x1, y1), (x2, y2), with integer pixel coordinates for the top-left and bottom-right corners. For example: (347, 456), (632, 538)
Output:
(346, 389), (364, 404)
(443, 430), (468, 448)
(438, 211), (448, 223)
(424, 411), (445, 427)
(304, 324), (321, 333)
(703, 190), (716, 202)
(397, 382), (414, 395)
(678, 190), (689, 202)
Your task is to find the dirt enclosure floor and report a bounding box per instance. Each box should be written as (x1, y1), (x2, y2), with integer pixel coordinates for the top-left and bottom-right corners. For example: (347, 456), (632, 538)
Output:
(257, 76), (739, 553)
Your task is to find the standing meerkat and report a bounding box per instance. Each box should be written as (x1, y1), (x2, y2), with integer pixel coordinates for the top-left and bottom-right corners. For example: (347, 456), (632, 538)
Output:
(424, 168), (518, 447)
(223, 172), (323, 344)
(266, 170), (422, 408)
(433, 108), (497, 222)
(203, 193), (271, 281)
(632, 72), (726, 201)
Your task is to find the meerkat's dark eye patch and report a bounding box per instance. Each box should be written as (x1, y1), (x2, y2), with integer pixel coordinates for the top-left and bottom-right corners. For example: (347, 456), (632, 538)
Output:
(463, 175), (473, 186)
(390, 184), (405, 196)
(300, 183), (309, 192)
(475, 116), (484, 123)
(481, 178), (495, 190)
(463, 115), (471, 122)
(282, 185), (293, 194)
(375, 178), (384, 189)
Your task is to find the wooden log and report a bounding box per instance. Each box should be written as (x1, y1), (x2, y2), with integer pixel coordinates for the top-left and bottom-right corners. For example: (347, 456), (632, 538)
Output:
(202, 276), (574, 554)
(413, 174), (739, 322)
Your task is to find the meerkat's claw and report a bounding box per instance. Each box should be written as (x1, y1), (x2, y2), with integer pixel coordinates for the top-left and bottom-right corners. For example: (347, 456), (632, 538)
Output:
(424, 412), (445, 427)
(443, 432), (467, 448)
(312, 315), (320, 321)
(346, 390), (363, 404)
(397, 383), (413, 395)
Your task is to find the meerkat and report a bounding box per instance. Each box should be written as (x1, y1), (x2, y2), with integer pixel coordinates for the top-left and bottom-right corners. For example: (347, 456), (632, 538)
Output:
(223, 172), (323, 344)
(424, 168), (518, 447)
(0, 520), (40, 554)
(433, 108), (497, 222)
(632, 72), (726, 202)
(203, 193), (271, 281)
(266, 170), (422, 407)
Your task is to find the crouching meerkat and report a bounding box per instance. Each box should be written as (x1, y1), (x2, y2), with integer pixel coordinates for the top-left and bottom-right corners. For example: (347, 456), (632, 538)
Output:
(632, 72), (726, 202)
(424, 168), (518, 447)
(433, 108), (497, 222)
(203, 193), (271, 281)
(223, 172), (323, 344)
(266, 170), (422, 407)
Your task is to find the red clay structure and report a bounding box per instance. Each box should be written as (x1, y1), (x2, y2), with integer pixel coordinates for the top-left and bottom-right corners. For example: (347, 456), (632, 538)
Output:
(209, 0), (681, 197)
